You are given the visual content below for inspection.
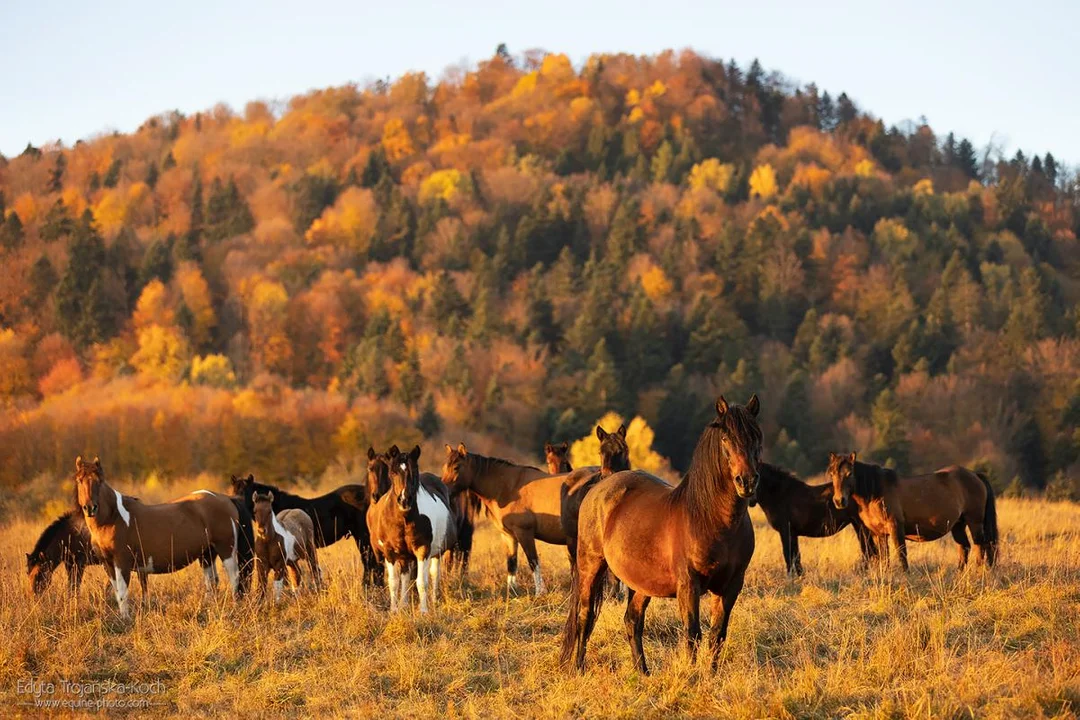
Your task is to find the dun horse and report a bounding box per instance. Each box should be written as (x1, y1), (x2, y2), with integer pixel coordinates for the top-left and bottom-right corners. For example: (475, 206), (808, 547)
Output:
(545, 442), (572, 474)
(230, 474), (382, 586)
(368, 446), (456, 613)
(442, 444), (585, 594)
(252, 491), (321, 600)
(753, 463), (876, 574)
(562, 396), (762, 674)
(27, 510), (101, 595)
(827, 452), (999, 570)
(73, 456), (242, 617)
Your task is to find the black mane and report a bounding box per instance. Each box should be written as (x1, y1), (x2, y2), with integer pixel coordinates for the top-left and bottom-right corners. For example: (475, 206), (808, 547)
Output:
(30, 511), (80, 558)
(853, 461), (895, 498)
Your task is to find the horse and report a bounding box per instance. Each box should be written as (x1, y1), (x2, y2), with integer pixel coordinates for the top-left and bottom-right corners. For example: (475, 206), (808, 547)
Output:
(753, 463), (877, 575)
(252, 491), (321, 601)
(73, 456), (242, 617)
(560, 424), (632, 566)
(561, 395), (762, 675)
(442, 443), (586, 595)
(827, 452), (999, 571)
(545, 442), (572, 474)
(368, 445), (456, 613)
(27, 510), (102, 595)
(230, 474), (383, 587)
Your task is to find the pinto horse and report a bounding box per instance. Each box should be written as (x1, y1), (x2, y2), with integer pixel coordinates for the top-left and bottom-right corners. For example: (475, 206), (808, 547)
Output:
(368, 445), (456, 613)
(230, 474), (383, 587)
(73, 457), (242, 617)
(252, 491), (322, 601)
(753, 463), (876, 575)
(544, 442), (572, 474)
(561, 395), (761, 675)
(442, 443), (586, 595)
(827, 452), (999, 571)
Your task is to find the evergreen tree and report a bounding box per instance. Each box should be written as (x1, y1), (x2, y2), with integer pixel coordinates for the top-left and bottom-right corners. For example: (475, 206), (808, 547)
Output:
(145, 161), (159, 189)
(293, 174), (339, 233)
(40, 200), (74, 242)
(870, 388), (911, 473)
(818, 91), (836, 131)
(48, 153), (66, 193)
(138, 236), (175, 288)
(955, 139), (979, 179)
(0, 211), (23, 250)
(416, 393), (441, 438)
(583, 338), (621, 416)
(396, 348), (424, 409)
(29, 255), (58, 306)
(836, 92), (858, 125)
(103, 158), (122, 188)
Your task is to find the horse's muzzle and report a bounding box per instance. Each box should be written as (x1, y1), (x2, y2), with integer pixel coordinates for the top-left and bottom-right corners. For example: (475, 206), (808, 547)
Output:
(734, 474), (758, 501)
(833, 496), (848, 510)
(82, 503), (98, 518)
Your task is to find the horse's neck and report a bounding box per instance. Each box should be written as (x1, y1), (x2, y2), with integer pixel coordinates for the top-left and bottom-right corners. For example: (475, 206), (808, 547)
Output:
(678, 472), (748, 536)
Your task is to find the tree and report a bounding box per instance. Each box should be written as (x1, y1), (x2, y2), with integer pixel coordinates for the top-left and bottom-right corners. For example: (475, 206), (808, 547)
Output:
(103, 158), (122, 188)
(416, 393), (441, 438)
(870, 388), (910, 473)
(396, 348), (424, 410)
(955, 139), (979, 179)
(582, 338), (621, 416)
(0, 211), (23, 250)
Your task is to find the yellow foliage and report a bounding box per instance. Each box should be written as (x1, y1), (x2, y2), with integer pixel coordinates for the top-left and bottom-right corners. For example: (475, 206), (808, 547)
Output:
(229, 119), (270, 148)
(190, 354), (236, 388)
(61, 187), (87, 216)
(305, 187), (378, 253)
(133, 280), (174, 329)
(419, 169), (471, 204)
(628, 107), (645, 124)
(92, 189), (127, 236)
(539, 53), (573, 80)
(570, 412), (666, 473)
(381, 118), (416, 162)
(131, 324), (191, 383)
(913, 178), (934, 196)
(0, 329), (32, 399)
(176, 263), (217, 346)
(789, 163), (833, 197)
(512, 72), (539, 97)
(688, 158), (735, 193)
(13, 192), (39, 225)
(749, 164), (778, 200)
(855, 159), (876, 178)
(640, 265), (673, 301)
(625, 89), (641, 107)
(645, 80), (667, 99)
(569, 97), (594, 120)
(306, 157), (335, 178)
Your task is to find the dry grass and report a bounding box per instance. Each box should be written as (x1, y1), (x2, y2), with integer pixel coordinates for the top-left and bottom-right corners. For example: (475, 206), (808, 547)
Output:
(1, 479), (1079, 718)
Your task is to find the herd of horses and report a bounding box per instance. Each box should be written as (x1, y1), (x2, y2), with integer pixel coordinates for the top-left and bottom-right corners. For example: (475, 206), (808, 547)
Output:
(25, 395), (999, 674)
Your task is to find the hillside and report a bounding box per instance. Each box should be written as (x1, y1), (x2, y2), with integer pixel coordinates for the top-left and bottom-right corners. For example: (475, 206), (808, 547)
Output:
(1, 47), (1078, 491)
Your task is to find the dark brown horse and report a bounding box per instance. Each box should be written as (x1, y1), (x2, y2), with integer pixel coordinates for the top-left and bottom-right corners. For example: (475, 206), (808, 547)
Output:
(753, 463), (876, 575)
(560, 424), (632, 565)
(74, 457), (242, 617)
(27, 510), (101, 595)
(562, 395), (761, 675)
(442, 443), (584, 595)
(230, 474), (383, 587)
(544, 442), (572, 474)
(827, 452), (999, 571)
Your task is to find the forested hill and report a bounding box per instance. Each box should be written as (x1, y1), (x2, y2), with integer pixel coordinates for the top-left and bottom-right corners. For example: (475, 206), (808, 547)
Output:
(1, 48), (1078, 494)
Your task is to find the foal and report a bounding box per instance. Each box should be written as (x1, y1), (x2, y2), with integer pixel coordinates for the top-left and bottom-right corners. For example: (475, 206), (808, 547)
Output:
(252, 491), (321, 601)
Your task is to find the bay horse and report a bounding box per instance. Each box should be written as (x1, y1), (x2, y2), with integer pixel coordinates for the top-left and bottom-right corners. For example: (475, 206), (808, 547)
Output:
(27, 510), (102, 595)
(230, 474), (383, 587)
(545, 442), (572, 474)
(442, 443), (586, 595)
(827, 452), (999, 571)
(561, 395), (762, 675)
(560, 424), (632, 566)
(753, 463), (876, 575)
(368, 445), (456, 613)
(73, 456), (242, 617)
(252, 491), (321, 601)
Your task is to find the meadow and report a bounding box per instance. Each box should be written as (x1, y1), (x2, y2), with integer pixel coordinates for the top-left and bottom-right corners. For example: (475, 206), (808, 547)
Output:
(1, 476), (1079, 719)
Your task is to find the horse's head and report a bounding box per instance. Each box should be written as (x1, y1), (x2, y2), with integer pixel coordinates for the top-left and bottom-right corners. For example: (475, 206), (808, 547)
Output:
(26, 552), (51, 595)
(389, 445), (422, 513)
(366, 447), (393, 503)
(230, 473), (255, 499)
(597, 424), (630, 478)
(74, 456), (105, 519)
(828, 452), (857, 509)
(713, 395), (762, 500)
(544, 442), (571, 474)
(441, 443), (472, 495)
(251, 490), (275, 538)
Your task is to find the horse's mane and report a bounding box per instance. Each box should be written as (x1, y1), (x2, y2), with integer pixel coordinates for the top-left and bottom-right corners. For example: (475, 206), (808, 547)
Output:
(31, 511), (80, 558)
(242, 479), (306, 503)
(673, 406), (762, 527)
(757, 463), (803, 497)
(853, 461), (895, 498)
(466, 452), (541, 474)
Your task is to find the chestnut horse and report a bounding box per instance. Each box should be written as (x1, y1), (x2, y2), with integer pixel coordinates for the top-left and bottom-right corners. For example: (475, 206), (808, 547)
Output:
(544, 442), (572, 474)
(252, 491), (321, 601)
(560, 424), (633, 566)
(442, 443), (587, 595)
(827, 452), (999, 570)
(73, 457), (241, 617)
(562, 395), (762, 675)
(368, 446), (456, 613)
(753, 463), (876, 575)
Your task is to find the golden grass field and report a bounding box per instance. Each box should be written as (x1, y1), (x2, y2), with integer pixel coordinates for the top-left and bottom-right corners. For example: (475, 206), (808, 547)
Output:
(1, 478), (1079, 719)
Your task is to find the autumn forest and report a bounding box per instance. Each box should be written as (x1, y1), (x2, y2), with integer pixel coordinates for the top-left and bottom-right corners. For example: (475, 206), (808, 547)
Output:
(1, 47), (1078, 496)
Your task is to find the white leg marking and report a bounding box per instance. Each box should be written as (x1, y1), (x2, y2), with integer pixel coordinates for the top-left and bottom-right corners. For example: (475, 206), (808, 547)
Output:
(416, 557), (430, 614)
(273, 578), (283, 603)
(398, 566), (411, 612)
(507, 573), (518, 592)
(533, 560), (545, 595)
(203, 563), (217, 593)
(429, 555), (441, 605)
(224, 520), (240, 595)
(385, 561), (397, 611)
(114, 566), (130, 618)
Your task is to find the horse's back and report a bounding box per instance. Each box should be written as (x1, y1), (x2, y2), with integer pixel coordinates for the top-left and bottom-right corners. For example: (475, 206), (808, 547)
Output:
(170, 491), (240, 525)
(278, 508), (314, 539)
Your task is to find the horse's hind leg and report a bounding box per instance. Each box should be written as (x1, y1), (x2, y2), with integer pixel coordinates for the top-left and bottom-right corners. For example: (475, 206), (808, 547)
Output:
(569, 556), (607, 671)
(854, 523), (878, 570)
(307, 541), (322, 590)
(950, 519), (971, 569)
(623, 589), (651, 675)
(519, 533), (545, 596)
(502, 533), (520, 594)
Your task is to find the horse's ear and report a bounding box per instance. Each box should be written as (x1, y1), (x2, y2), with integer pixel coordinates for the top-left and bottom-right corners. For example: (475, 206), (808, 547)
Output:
(93, 457), (101, 470)
(715, 396), (729, 418)
(367, 447), (376, 461)
(849, 451), (857, 465)
(746, 394), (760, 417)
(559, 442), (568, 452)
(267, 491), (274, 504)
(445, 443), (454, 456)
(409, 445), (421, 462)
(247, 474), (254, 484)
(596, 425), (608, 441)
(457, 442), (468, 455)
(75, 456), (83, 471)
(388, 445), (400, 459)
(616, 425), (627, 438)
(544, 443), (553, 454)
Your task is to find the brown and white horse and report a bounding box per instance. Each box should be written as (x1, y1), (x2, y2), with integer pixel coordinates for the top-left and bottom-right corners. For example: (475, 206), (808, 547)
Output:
(73, 456), (241, 617)
(252, 491), (321, 601)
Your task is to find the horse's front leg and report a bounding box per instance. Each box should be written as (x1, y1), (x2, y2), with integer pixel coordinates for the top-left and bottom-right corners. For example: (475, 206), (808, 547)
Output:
(110, 562), (133, 619)
(887, 514), (908, 572)
(415, 553), (431, 614)
(854, 522), (877, 570)
(709, 570), (746, 671)
(501, 532), (520, 595)
(676, 576), (702, 660)
(519, 532), (545, 596)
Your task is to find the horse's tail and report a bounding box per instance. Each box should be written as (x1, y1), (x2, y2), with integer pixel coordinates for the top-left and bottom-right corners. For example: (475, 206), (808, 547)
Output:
(559, 560), (606, 669)
(976, 471), (999, 565)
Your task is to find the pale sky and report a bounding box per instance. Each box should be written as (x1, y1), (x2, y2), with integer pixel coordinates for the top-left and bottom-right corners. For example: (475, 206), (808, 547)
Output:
(2, 0), (1078, 164)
